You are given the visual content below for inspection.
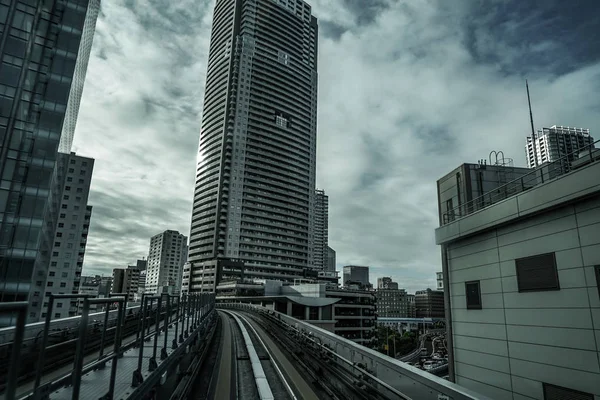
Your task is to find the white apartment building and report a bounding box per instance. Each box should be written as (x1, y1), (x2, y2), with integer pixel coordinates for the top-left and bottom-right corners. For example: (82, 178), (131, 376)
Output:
(40, 153), (94, 320)
(313, 189), (329, 271)
(146, 230), (188, 294)
(436, 157), (600, 400)
(526, 125), (594, 169)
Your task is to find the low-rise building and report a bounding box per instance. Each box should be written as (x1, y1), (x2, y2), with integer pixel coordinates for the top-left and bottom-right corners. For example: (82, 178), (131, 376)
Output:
(112, 267), (141, 301)
(415, 289), (445, 318)
(216, 280), (377, 347)
(436, 154), (600, 399)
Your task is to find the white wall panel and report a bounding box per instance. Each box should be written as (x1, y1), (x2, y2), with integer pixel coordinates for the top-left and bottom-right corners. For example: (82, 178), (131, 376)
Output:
(508, 341), (600, 373)
(454, 334), (508, 356)
(455, 362), (512, 391)
(509, 359), (600, 397)
(453, 321), (507, 340)
(506, 324), (597, 351)
(454, 348), (510, 374)
(503, 288), (590, 309)
(456, 376), (513, 400)
(511, 375), (543, 400)
(504, 308), (593, 329)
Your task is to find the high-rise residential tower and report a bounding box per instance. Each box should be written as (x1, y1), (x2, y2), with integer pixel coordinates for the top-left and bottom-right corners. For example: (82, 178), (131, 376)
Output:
(146, 230), (188, 295)
(313, 189), (328, 270)
(526, 125), (594, 169)
(39, 152), (94, 320)
(187, 0), (318, 292)
(0, 0), (100, 324)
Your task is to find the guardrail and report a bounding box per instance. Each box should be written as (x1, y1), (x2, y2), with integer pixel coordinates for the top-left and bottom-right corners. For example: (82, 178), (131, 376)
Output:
(442, 139), (600, 225)
(0, 293), (215, 400)
(221, 303), (492, 400)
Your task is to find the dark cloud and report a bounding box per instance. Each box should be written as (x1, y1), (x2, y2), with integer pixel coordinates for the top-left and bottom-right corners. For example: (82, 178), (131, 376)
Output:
(464, 0), (600, 76)
(72, 0), (600, 292)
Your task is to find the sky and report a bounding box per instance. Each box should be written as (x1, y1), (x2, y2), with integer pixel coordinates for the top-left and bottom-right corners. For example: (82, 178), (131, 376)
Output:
(72, 0), (600, 294)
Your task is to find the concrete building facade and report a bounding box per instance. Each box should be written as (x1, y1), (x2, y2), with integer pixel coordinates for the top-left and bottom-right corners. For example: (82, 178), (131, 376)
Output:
(437, 161), (533, 226)
(526, 125), (594, 169)
(39, 153), (93, 320)
(436, 157), (600, 399)
(187, 0), (319, 291)
(0, 0), (100, 325)
(415, 289), (445, 318)
(217, 282), (377, 347)
(112, 267), (141, 301)
(376, 288), (409, 318)
(146, 230), (187, 295)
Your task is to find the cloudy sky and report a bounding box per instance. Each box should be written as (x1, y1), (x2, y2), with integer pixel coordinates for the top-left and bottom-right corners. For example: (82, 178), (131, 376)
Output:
(72, 0), (600, 293)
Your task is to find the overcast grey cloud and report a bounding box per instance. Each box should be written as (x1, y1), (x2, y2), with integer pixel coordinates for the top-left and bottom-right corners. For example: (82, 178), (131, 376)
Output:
(72, 0), (600, 293)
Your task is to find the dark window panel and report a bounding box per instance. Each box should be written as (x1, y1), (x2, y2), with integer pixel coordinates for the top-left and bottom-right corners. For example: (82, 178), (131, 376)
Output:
(515, 253), (560, 292)
(465, 281), (482, 310)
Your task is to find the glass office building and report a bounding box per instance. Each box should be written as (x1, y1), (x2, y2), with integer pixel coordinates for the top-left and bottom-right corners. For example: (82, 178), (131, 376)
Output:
(0, 0), (100, 324)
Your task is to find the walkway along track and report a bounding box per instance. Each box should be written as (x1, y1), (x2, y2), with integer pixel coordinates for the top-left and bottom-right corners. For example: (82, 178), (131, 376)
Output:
(195, 311), (322, 400)
(235, 309), (406, 400)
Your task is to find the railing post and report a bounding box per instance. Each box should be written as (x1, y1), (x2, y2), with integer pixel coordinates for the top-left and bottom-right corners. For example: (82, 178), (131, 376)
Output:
(180, 294), (186, 342)
(97, 301), (111, 367)
(0, 302), (28, 400)
(34, 294), (94, 397)
(132, 296), (149, 387)
(72, 298), (91, 400)
(149, 295), (162, 371)
(173, 296), (180, 349)
(161, 294), (170, 360)
(104, 297), (125, 400)
(33, 295), (55, 395)
(135, 293), (147, 347)
(146, 298), (154, 340)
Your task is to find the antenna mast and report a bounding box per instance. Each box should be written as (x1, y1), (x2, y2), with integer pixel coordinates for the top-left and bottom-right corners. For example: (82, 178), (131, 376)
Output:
(526, 80), (538, 168)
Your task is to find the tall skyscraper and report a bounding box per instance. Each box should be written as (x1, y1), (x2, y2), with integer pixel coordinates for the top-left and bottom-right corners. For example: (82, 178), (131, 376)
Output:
(146, 230), (188, 295)
(0, 0), (100, 324)
(326, 246), (336, 272)
(313, 189), (328, 270)
(39, 152), (94, 320)
(187, 0), (318, 292)
(526, 125), (594, 169)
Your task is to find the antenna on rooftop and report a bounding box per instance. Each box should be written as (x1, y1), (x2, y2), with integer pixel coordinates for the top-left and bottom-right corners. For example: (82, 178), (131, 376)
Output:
(526, 80), (539, 168)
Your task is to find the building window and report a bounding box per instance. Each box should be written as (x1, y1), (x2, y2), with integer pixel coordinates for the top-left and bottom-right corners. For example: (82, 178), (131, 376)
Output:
(60, 282), (66, 288)
(515, 253), (559, 292)
(58, 223), (64, 228)
(56, 302), (63, 308)
(49, 271), (55, 277)
(68, 168), (74, 173)
(543, 383), (593, 400)
(465, 281), (482, 309)
(54, 313), (61, 318)
(47, 282), (53, 287)
(275, 115), (288, 128)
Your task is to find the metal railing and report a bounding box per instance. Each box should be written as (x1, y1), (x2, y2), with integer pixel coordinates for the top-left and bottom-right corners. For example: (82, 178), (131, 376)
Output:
(442, 139), (600, 225)
(1, 293), (215, 400)
(0, 302), (28, 400)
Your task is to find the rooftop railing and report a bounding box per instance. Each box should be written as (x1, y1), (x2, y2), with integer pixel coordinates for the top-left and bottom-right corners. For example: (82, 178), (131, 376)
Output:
(442, 139), (600, 225)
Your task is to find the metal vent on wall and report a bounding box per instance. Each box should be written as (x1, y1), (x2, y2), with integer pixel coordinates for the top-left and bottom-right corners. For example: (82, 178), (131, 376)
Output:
(515, 252), (560, 292)
(543, 383), (594, 400)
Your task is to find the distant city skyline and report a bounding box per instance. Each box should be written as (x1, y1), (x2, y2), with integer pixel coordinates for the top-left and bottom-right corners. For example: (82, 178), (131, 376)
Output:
(66, 0), (600, 294)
